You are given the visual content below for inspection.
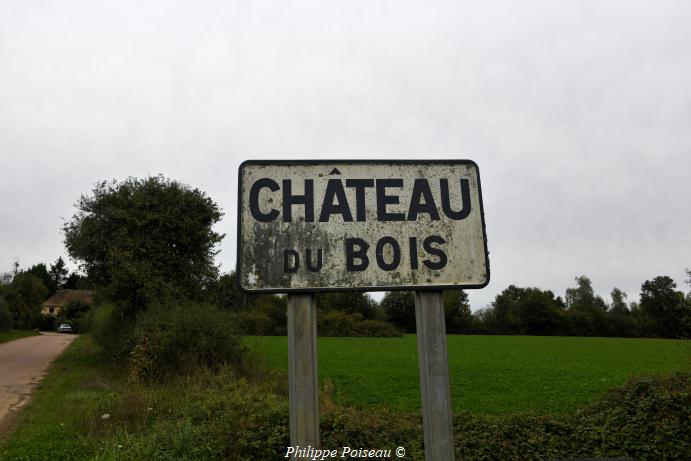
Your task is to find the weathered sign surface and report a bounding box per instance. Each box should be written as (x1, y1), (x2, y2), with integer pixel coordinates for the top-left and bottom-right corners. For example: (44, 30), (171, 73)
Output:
(237, 160), (489, 292)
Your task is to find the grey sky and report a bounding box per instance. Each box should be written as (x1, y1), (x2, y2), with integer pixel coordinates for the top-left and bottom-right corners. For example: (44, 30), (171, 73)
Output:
(2, 1), (690, 309)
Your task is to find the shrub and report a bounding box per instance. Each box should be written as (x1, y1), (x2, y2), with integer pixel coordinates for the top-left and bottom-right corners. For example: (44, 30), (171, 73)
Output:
(128, 302), (247, 382)
(572, 372), (691, 459)
(318, 310), (402, 337)
(351, 319), (403, 337)
(232, 309), (275, 335)
(90, 303), (137, 362)
(36, 313), (56, 331)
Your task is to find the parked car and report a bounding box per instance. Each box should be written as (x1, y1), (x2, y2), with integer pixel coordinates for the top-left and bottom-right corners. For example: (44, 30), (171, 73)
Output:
(57, 323), (73, 333)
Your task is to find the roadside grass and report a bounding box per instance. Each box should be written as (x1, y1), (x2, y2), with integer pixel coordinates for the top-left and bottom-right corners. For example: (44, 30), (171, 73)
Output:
(0, 335), (290, 461)
(0, 335), (113, 459)
(0, 330), (39, 344)
(246, 334), (691, 414)
(1, 334), (689, 460)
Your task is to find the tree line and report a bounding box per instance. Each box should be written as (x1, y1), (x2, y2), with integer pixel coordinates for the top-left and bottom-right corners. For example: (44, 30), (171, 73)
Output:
(2, 175), (689, 341)
(0, 257), (89, 331)
(209, 271), (691, 339)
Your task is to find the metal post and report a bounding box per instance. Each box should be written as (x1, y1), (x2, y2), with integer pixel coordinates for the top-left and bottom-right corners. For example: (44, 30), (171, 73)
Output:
(287, 293), (320, 452)
(415, 290), (455, 460)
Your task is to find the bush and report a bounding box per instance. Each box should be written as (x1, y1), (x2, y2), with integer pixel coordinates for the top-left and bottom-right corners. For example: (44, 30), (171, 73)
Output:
(571, 372), (691, 459)
(0, 299), (13, 331)
(36, 313), (56, 331)
(128, 302), (247, 382)
(232, 309), (275, 335)
(351, 319), (403, 337)
(318, 311), (402, 337)
(90, 303), (137, 362)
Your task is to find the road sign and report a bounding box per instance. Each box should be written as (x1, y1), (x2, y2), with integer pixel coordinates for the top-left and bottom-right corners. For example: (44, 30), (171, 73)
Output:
(237, 160), (489, 292)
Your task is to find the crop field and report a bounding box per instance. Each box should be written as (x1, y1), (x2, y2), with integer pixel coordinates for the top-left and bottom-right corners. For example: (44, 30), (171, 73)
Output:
(246, 335), (690, 415)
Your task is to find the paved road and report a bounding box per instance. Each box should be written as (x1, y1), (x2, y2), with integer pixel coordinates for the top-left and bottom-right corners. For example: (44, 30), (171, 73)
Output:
(0, 333), (78, 432)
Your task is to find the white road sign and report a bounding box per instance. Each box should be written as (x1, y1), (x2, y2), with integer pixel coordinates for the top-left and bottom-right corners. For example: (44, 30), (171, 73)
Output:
(237, 160), (489, 292)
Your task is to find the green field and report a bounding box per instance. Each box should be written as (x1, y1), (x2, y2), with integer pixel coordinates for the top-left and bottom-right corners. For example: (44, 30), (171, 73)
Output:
(246, 334), (690, 415)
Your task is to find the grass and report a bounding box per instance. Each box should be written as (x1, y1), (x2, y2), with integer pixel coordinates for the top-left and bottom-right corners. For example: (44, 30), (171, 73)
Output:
(1, 334), (689, 460)
(0, 335), (112, 459)
(245, 334), (691, 414)
(0, 330), (39, 344)
(0, 335), (290, 460)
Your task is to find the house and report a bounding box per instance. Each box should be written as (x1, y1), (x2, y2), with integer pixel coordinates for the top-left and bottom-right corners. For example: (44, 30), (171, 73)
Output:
(41, 289), (95, 316)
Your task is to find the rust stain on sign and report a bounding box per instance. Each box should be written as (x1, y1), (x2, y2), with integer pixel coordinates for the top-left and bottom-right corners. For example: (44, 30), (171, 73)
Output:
(237, 160), (489, 292)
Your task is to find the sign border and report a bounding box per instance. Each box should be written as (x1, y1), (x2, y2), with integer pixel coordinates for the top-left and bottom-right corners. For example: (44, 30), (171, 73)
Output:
(236, 159), (490, 293)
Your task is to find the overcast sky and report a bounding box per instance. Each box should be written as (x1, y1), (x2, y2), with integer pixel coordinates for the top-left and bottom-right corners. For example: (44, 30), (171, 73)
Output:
(2, 0), (690, 309)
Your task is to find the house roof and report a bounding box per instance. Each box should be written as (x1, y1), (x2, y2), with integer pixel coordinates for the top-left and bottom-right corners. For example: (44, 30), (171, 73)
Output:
(42, 289), (95, 307)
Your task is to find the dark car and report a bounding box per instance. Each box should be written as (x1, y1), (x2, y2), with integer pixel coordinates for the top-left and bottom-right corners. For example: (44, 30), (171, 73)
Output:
(57, 323), (73, 333)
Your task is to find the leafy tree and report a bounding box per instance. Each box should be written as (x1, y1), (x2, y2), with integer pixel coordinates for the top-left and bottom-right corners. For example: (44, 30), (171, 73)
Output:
(490, 285), (524, 333)
(317, 292), (376, 319)
(473, 307), (497, 333)
(26, 263), (56, 295)
(49, 256), (69, 290)
(3, 273), (48, 329)
(605, 288), (641, 337)
(565, 276), (607, 312)
(211, 272), (245, 311)
(61, 300), (91, 321)
(63, 176), (224, 316)
(640, 276), (690, 338)
(250, 294), (287, 335)
(63, 272), (90, 290)
(564, 276), (608, 336)
(444, 290), (474, 333)
(490, 285), (564, 335)
(610, 288), (629, 313)
(381, 291), (415, 333)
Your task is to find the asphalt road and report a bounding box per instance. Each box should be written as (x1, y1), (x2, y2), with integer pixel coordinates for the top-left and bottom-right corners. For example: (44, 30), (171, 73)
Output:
(0, 332), (78, 434)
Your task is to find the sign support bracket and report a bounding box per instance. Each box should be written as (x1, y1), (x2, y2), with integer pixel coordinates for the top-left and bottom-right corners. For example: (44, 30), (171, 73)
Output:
(287, 293), (320, 451)
(415, 290), (455, 460)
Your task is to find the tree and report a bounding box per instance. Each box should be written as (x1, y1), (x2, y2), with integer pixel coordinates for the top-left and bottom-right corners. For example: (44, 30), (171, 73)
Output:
(564, 275), (608, 336)
(211, 272), (246, 311)
(381, 291), (416, 333)
(0, 297), (13, 331)
(26, 263), (56, 295)
(63, 176), (224, 316)
(610, 288), (629, 314)
(3, 273), (48, 329)
(490, 285), (564, 335)
(49, 257), (69, 290)
(63, 272), (90, 290)
(565, 276), (606, 311)
(444, 290), (474, 333)
(605, 288), (641, 337)
(490, 285), (524, 333)
(640, 276), (690, 338)
(317, 292), (376, 319)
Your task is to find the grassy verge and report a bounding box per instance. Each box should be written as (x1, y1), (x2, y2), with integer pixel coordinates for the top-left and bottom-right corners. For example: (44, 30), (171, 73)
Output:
(247, 334), (691, 414)
(0, 330), (39, 344)
(1, 335), (689, 460)
(0, 335), (290, 460)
